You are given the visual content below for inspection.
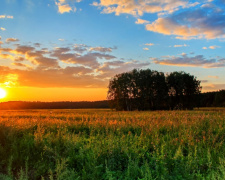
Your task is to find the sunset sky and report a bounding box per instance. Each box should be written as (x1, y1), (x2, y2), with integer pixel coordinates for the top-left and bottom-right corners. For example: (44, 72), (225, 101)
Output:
(0, 0), (225, 102)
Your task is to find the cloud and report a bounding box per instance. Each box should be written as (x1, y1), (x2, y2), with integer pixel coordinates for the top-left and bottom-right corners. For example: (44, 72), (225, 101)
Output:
(0, 40), (150, 88)
(0, 15), (13, 19)
(6, 38), (19, 42)
(56, 2), (73, 13)
(0, 44), (59, 68)
(0, 62), (149, 88)
(58, 52), (116, 68)
(145, 43), (154, 46)
(0, 65), (103, 88)
(93, 0), (198, 17)
(91, 1), (225, 40)
(135, 18), (150, 24)
(174, 44), (188, 47)
(74, 44), (88, 54)
(143, 48), (149, 50)
(55, 0), (81, 14)
(89, 46), (113, 52)
(203, 45), (221, 49)
(201, 80), (208, 83)
(14, 56), (25, 62)
(0, 53), (14, 59)
(208, 75), (219, 79)
(12, 45), (35, 54)
(34, 43), (41, 47)
(145, 7), (225, 40)
(1, 27), (6, 31)
(11, 62), (32, 69)
(209, 45), (221, 49)
(51, 47), (116, 68)
(152, 54), (225, 68)
(97, 60), (150, 79)
(203, 84), (225, 92)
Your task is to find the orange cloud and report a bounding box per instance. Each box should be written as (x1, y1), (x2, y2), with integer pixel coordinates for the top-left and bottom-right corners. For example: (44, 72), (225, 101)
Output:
(202, 84), (225, 92)
(6, 38), (19, 42)
(93, 0), (197, 17)
(209, 45), (221, 49)
(135, 18), (149, 24)
(145, 7), (225, 40)
(56, 3), (73, 13)
(208, 75), (219, 79)
(174, 44), (188, 47)
(146, 18), (200, 39)
(55, 0), (81, 14)
(0, 40), (150, 89)
(145, 43), (154, 46)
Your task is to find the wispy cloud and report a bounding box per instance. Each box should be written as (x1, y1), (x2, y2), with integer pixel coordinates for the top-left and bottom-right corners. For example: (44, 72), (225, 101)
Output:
(1, 27), (6, 31)
(174, 44), (188, 48)
(208, 75), (219, 79)
(209, 45), (221, 49)
(6, 38), (19, 42)
(203, 45), (221, 49)
(145, 43), (154, 46)
(0, 15), (13, 19)
(135, 18), (150, 24)
(97, 60), (150, 79)
(203, 84), (225, 92)
(151, 54), (225, 68)
(89, 46), (114, 52)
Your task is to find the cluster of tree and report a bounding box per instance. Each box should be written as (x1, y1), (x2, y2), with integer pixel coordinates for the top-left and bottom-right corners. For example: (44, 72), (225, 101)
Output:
(199, 90), (225, 107)
(107, 69), (201, 111)
(0, 100), (109, 110)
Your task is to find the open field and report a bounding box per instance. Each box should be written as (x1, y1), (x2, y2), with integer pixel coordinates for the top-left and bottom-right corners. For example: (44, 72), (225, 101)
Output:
(0, 108), (225, 179)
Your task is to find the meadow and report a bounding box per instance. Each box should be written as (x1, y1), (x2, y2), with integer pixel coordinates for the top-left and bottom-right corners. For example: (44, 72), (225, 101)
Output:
(0, 108), (225, 180)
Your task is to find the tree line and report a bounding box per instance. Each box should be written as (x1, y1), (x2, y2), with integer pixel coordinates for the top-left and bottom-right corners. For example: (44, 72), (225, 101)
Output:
(107, 69), (201, 111)
(0, 101), (109, 110)
(199, 90), (225, 107)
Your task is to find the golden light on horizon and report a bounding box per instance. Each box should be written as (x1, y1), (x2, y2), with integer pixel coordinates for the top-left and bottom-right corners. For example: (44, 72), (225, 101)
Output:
(0, 88), (7, 99)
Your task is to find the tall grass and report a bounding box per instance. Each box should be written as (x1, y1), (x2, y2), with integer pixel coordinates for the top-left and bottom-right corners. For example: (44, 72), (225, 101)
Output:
(0, 108), (225, 179)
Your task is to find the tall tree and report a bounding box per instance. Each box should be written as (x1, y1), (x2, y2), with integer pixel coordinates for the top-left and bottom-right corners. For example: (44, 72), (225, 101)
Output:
(166, 71), (201, 110)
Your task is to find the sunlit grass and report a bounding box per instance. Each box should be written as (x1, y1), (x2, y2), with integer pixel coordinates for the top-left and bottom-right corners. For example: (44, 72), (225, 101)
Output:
(0, 108), (225, 179)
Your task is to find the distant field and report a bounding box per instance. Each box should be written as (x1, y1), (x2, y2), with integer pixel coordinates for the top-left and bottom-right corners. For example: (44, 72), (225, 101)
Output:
(0, 108), (225, 179)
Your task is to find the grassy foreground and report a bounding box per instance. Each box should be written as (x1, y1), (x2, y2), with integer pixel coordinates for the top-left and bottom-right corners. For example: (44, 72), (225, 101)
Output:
(0, 108), (225, 179)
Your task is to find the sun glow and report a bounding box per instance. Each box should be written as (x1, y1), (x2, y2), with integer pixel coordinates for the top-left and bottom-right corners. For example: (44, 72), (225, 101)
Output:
(0, 88), (7, 99)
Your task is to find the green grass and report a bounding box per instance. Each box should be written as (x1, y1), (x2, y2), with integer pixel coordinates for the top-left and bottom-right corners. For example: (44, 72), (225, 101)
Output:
(0, 108), (225, 179)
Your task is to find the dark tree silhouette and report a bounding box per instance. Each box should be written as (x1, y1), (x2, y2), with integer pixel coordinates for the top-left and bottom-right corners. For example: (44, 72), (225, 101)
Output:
(166, 71), (201, 110)
(107, 69), (201, 111)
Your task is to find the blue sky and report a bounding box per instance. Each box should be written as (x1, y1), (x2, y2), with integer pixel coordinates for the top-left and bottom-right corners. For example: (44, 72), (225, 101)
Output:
(0, 0), (225, 101)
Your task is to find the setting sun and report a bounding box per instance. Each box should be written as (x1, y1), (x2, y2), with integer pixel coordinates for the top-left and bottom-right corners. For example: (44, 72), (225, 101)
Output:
(0, 88), (7, 99)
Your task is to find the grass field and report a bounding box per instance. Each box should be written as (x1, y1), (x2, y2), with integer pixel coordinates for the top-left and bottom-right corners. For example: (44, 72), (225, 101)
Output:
(0, 108), (225, 179)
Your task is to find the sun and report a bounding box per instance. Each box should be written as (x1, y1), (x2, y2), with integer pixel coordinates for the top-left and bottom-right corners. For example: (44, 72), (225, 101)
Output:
(0, 88), (7, 99)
